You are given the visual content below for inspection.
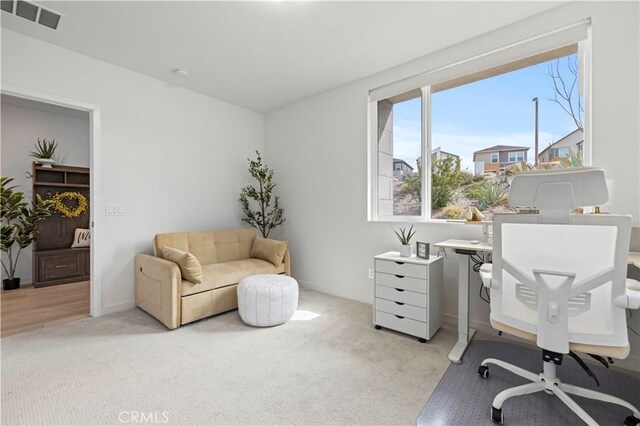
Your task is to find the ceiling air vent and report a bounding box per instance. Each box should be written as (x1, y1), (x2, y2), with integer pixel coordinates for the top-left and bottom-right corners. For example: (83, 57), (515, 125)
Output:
(1, 0), (64, 30)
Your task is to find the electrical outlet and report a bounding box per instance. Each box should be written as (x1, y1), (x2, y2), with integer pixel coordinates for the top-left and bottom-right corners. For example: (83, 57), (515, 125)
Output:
(368, 269), (374, 279)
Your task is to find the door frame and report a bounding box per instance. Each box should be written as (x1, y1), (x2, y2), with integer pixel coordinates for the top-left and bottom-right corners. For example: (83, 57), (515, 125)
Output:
(1, 84), (102, 317)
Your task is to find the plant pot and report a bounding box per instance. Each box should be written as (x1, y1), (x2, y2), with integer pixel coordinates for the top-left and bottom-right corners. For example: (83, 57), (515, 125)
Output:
(36, 159), (56, 168)
(2, 277), (20, 291)
(399, 244), (412, 257)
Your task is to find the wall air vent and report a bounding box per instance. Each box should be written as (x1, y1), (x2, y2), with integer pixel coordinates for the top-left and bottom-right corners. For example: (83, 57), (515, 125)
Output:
(1, 0), (64, 30)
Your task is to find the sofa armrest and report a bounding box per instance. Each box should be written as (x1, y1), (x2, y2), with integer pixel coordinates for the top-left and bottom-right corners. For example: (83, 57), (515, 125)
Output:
(135, 253), (183, 329)
(283, 247), (291, 276)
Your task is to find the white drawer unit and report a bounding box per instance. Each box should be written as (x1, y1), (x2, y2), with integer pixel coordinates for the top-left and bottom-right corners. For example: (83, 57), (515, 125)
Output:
(373, 251), (444, 343)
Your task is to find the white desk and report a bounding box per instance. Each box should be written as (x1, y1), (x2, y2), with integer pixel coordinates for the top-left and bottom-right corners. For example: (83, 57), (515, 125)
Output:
(434, 239), (493, 364)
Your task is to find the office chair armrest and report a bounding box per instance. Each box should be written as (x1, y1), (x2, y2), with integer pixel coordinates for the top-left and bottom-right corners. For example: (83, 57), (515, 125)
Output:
(614, 279), (640, 309)
(479, 263), (493, 288)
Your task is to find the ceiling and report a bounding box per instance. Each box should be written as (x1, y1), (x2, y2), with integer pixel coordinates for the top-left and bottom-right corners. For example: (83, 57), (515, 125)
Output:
(1, 1), (563, 113)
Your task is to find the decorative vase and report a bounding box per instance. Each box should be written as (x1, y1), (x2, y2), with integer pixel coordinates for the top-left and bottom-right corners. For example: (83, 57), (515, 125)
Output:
(399, 244), (411, 257)
(2, 277), (20, 291)
(36, 159), (56, 168)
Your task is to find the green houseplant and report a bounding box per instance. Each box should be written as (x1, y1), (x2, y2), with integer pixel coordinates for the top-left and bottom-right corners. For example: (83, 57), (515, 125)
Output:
(30, 138), (58, 168)
(1, 177), (54, 290)
(394, 224), (416, 257)
(239, 151), (285, 238)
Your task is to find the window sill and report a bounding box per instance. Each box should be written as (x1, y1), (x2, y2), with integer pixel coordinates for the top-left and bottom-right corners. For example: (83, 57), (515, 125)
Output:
(369, 217), (492, 225)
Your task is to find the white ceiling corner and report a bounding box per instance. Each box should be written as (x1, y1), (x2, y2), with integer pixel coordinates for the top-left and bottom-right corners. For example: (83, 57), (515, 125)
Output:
(1, 1), (563, 113)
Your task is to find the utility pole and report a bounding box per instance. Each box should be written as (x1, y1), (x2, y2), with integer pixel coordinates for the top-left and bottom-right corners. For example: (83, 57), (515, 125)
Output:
(532, 97), (539, 167)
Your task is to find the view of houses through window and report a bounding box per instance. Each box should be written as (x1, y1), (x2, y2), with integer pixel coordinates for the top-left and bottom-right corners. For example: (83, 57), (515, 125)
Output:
(380, 48), (584, 220)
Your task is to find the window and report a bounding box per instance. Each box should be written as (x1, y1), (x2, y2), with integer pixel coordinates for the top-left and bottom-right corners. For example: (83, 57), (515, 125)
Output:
(508, 151), (524, 163)
(550, 147), (570, 158)
(375, 96), (423, 217)
(368, 23), (589, 221)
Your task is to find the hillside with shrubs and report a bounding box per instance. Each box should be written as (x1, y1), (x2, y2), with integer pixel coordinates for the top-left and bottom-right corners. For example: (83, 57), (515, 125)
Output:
(393, 154), (582, 220)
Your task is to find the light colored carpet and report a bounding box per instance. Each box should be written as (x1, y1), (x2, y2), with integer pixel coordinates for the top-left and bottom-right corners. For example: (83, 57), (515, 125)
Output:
(1, 288), (456, 425)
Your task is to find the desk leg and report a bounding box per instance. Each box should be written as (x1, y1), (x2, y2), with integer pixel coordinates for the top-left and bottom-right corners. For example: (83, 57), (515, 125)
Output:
(448, 255), (476, 364)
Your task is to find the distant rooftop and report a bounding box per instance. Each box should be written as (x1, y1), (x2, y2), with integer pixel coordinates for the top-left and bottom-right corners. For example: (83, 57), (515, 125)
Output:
(538, 128), (583, 155)
(473, 145), (530, 155)
(393, 158), (414, 170)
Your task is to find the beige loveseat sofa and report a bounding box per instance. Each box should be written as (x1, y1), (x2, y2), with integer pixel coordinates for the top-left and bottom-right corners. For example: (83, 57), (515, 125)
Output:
(135, 228), (290, 329)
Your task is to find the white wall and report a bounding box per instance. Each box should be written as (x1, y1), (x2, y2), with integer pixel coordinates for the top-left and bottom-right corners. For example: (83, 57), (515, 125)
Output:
(1, 29), (264, 313)
(1, 98), (90, 284)
(265, 2), (640, 367)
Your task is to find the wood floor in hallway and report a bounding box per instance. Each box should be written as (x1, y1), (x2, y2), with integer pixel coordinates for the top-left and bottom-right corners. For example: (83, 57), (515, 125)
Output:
(1, 281), (90, 337)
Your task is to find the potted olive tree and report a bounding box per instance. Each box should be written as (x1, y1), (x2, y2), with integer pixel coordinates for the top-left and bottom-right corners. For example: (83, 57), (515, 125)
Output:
(1, 177), (54, 290)
(239, 151), (285, 238)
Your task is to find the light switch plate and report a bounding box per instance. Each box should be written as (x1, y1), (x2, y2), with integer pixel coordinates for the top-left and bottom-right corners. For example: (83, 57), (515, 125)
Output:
(105, 204), (126, 216)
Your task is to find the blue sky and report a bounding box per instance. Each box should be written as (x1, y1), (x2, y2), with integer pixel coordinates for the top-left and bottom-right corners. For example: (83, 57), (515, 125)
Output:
(392, 54), (582, 171)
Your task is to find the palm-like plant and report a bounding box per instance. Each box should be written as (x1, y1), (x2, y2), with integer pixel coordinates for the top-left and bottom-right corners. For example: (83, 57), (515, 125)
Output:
(393, 225), (416, 245)
(477, 181), (507, 211)
(30, 138), (58, 160)
(1, 177), (54, 282)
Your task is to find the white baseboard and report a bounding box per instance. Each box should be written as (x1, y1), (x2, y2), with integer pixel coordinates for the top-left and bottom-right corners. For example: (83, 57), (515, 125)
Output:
(297, 280), (373, 305)
(16, 275), (33, 287)
(101, 300), (135, 316)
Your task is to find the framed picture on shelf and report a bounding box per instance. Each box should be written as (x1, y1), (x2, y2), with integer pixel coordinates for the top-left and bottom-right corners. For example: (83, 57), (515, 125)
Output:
(416, 241), (429, 259)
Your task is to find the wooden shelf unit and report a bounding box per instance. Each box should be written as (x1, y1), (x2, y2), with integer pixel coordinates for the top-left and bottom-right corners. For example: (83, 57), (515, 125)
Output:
(32, 163), (91, 288)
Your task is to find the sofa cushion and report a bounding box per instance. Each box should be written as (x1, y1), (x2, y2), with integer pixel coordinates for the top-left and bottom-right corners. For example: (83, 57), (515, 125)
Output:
(251, 237), (288, 266)
(181, 258), (286, 296)
(161, 246), (203, 284)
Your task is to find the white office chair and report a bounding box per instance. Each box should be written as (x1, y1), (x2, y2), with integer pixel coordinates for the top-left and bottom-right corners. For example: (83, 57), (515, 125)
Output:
(477, 167), (640, 425)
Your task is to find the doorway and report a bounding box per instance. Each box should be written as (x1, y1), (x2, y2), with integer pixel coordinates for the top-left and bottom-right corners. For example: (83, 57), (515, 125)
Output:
(1, 86), (101, 335)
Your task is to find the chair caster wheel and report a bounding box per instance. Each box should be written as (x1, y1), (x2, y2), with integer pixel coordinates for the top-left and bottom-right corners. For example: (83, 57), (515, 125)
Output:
(374, 325), (382, 330)
(478, 365), (489, 378)
(491, 407), (503, 424)
(418, 338), (427, 343)
(624, 415), (640, 426)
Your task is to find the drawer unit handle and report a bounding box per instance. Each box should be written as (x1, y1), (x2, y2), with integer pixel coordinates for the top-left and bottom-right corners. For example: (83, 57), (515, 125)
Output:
(54, 265), (67, 269)
(395, 315), (405, 319)
(395, 302), (405, 305)
(394, 288), (405, 292)
(395, 274), (404, 278)
(395, 261), (405, 265)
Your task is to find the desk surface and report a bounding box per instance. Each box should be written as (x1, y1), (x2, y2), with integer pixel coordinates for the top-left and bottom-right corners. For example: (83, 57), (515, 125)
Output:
(374, 251), (441, 265)
(433, 239), (493, 253)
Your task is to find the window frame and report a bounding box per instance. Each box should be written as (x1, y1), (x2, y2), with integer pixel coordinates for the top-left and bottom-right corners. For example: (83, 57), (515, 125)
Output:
(551, 147), (571, 158)
(367, 24), (591, 223)
(491, 153), (499, 163)
(508, 151), (525, 163)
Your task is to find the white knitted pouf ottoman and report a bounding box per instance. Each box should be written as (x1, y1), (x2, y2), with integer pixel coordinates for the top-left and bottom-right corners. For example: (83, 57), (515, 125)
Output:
(237, 274), (299, 327)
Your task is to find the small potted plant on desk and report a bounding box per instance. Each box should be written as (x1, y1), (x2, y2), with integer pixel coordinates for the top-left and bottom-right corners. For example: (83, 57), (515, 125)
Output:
(1, 177), (54, 290)
(394, 224), (416, 257)
(30, 138), (58, 168)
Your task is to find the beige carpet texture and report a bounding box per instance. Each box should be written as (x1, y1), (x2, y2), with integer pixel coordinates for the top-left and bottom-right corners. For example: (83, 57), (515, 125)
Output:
(1, 288), (456, 425)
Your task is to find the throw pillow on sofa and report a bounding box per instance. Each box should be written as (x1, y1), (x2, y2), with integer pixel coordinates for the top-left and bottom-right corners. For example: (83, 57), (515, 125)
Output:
(161, 246), (203, 284)
(251, 237), (287, 267)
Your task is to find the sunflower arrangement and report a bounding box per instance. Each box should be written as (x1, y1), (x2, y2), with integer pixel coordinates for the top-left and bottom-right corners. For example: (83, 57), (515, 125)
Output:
(51, 192), (88, 218)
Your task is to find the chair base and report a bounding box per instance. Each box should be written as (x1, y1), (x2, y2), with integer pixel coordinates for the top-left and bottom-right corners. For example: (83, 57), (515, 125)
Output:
(479, 357), (640, 425)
